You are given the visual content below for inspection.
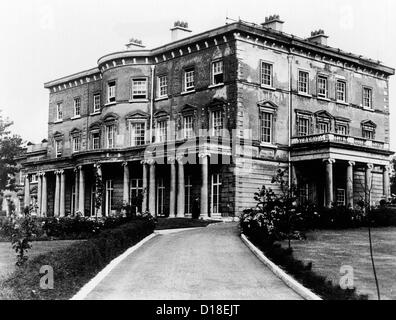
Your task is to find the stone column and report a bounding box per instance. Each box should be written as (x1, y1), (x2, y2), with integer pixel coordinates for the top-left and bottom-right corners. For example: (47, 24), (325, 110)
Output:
(323, 158), (335, 208)
(41, 172), (47, 216)
(199, 152), (209, 218)
(366, 163), (374, 205)
(169, 157), (176, 218)
(383, 165), (390, 201)
(94, 163), (102, 217)
(141, 161), (148, 213)
(122, 162), (130, 205)
(74, 167), (79, 215)
(24, 175), (30, 209)
(37, 173), (42, 216)
(148, 160), (156, 216)
(54, 171), (60, 216)
(60, 170), (65, 217)
(176, 157), (185, 218)
(78, 166), (85, 215)
(346, 161), (355, 208)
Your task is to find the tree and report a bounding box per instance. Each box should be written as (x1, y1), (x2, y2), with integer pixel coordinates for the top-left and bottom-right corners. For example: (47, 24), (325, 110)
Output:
(0, 110), (23, 191)
(390, 157), (396, 197)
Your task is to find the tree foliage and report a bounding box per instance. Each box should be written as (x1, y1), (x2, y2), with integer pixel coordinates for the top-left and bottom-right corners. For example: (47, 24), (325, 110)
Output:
(0, 110), (23, 191)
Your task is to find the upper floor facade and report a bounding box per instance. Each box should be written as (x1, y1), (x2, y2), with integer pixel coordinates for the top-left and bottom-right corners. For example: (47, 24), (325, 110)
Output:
(25, 18), (394, 166)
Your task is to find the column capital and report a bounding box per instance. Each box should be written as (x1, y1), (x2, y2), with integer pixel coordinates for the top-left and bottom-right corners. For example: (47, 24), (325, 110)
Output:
(366, 163), (374, 170)
(384, 164), (391, 172)
(348, 161), (355, 167)
(122, 161), (129, 167)
(198, 151), (211, 158)
(146, 158), (155, 165)
(167, 156), (176, 164)
(323, 158), (335, 164)
(55, 169), (64, 175)
(176, 155), (185, 164)
(94, 162), (102, 169)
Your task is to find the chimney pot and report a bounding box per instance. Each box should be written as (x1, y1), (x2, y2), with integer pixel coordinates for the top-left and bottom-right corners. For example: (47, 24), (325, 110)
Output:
(261, 14), (284, 31)
(307, 29), (329, 46)
(170, 21), (192, 41)
(125, 38), (145, 50)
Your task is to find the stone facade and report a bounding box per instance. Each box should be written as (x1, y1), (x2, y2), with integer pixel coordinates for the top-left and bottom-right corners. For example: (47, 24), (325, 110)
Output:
(19, 18), (394, 219)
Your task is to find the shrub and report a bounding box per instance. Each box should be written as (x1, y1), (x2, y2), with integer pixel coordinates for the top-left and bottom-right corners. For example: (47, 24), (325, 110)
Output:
(0, 216), (155, 300)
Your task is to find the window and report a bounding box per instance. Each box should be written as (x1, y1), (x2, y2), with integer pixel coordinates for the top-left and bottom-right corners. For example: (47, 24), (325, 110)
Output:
(157, 75), (168, 97)
(105, 180), (114, 216)
(130, 179), (143, 214)
(157, 178), (165, 216)
(184, 68), (195, 91)
(56, 103), (63, 121)
(130, 122), (146, 146)
(336, 80), (347, 102)
(211, 173), (221, 215)
(363, 87), (372, 108)
(336, 189), (346, 206)
(298, 117), (310, 136)
(30, 174), (38, 183)
(106, 125), (115, 148)
(131, 78), (147, 100)
(74, 98), (81, 117)
(157, 120), (167, 142)
(317, 75), (328, 98)
(261, 62), (273, 87)
(93, 94), (101, 113)
(107, 81), (116, 103)
(185, 175), (192, 215)
(299, 183), (309, 204)
(71, 185), (76, 214)
(362, 125), (375, 140)
(335, 124), (348, 135)
(55, 140), (62, 157)
(211, 110), (223, 136)
(183, 115), (194, 139)
(92, 132), (100, 150)
(72, 136), (81, 152)
(212, 60), (224, 85)
(318, 122), (329, 134)
(298, 71), (309, 94)
(260, 112), (273, 143)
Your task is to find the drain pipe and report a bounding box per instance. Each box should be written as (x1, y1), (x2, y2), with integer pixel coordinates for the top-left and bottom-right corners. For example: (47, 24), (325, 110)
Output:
(150, 65), (155, 143)
(287, 54), (293, 187)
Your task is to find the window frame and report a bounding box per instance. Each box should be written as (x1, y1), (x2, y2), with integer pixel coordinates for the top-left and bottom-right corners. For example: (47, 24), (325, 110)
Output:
(211, 59), (224, 85)
(56, 102), (63, 122)
(72, 136), (81, 153)
(362, 86), (373, 109)
(91, 130), (101, 150)
(54, 139), (62, 158)
(106, 124), (115, 148)
(336, 80), (347, 103)
(260, 61), (273, 87)
(336, 188), (346, 206)
(260, 111), (273, 144)
(184, 67), (195, 92)
(298, 70), (309, 94)
(211, 109), (223, 137)
(317, 75), (328, 98)
(93, 93), (101, 113)
(107, 80), (116, 104)
(129, 120), (146, 147)
(297, 116), (310, 136)
(211, 173), (222, 215)
(156, 119), (168, 143)
(183, 115), (194, 139)
(157, 75), (168, 98)
(73, 97), (81, 117)
(131, 78), (148, 100)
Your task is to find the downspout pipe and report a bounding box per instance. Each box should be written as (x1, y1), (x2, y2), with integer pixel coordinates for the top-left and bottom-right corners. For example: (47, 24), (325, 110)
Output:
(287, 54), (293, 188)
(150, 65), (155, 143)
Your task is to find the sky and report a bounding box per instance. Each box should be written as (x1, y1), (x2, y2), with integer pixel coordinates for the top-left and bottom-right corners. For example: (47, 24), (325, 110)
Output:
(0, 0), (395, 149)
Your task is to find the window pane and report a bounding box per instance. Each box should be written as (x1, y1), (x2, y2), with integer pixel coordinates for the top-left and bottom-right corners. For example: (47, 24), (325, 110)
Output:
(158, 76), (168, 97)
(298, 71), (309, 93)
(318, 76), (327, 98)
(212, 110), (223, 136)
(108, 81), (116, 102)
(260, 112), (272, 143)
(157, 121), (167, 142)
(93, 94), (101, 112)
(261, 62), (272, 86)
(130, 122), (146, 146)
(183, 116), (194, 138)
(212, 60), (223, 85)
(298, 117), (309, 136)
(185, 69), (195, 91)
(363, 87), (372, 108)
(336, 81), (346, 102)
(132, 79), (147, 99)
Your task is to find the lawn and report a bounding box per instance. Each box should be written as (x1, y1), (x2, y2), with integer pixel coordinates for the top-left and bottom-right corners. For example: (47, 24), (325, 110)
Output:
(155, 217), (220, 230)
(0, 240), (83, 280)
(280, 227), (396, 300)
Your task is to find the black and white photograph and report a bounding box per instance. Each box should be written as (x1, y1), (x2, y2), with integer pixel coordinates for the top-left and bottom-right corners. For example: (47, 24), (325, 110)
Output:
(0, 0), (395, 310)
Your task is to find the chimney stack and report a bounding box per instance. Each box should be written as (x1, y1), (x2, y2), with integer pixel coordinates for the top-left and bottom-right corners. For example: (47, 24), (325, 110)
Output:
(170, 21), (192, 41)
(125, 38), (145, 50)
(307, 29), (329, 46)
(261, 14), (284, 32)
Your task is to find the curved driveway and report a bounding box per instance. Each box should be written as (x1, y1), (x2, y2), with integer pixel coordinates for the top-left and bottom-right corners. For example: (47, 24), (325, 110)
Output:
(84, 222), (302, 300)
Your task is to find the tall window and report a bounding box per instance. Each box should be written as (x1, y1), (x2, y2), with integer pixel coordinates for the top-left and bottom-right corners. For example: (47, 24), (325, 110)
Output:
(105, 180), (113, 216)
(56, 102), (63, 121)
(74, 98), (81, 117)
(93, 94), (101, 113)
(130, 122), (146, 146)
(106, 124), (115, 148)
(158, 75), (168, 97)
(260, 112), (273, 143)
(298, 117), (310, 136)
(261, 62), (273, 87)
(185, 175), (192, 215)
(318, 122), (329, 134)
(363, 87), (372, 108)
(335, 124), (348, 135)
(72, 136), (81, 152)
(211, 173), (221, 215)
(336, 80), (347, 102)
(298, 71), (309, 94)
(211, 110), (223, 136)
(317, 75), (328, 98)
(184, 68), (195, 92)
(212, 60), (224, 85)
(336, 189), (346, 206)
(131, 78), (147, 100)
(299, 183), (309, 204)
(55, 140), (62, 157)
(362, 124), (375, 140)
(71, 185), (76, 214)
(92, 132), (100, 150)
(183, 115), (194, 139)
(107, 81), (116, 103)
(130, 179), (143, 214)
(157, 120), (167, 142)
(157, 178), (165, 216)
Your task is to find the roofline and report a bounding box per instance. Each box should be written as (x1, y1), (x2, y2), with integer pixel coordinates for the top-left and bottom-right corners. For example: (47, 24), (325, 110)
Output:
(44, 67), (100, 88)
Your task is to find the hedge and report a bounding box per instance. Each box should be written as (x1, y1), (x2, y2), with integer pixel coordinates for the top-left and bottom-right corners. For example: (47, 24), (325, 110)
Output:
(0, 217), (155, 300)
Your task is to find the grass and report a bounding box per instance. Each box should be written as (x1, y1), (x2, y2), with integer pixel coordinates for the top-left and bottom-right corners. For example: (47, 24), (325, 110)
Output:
(155, 217), (220, 230)
(280, 227), (396, 300)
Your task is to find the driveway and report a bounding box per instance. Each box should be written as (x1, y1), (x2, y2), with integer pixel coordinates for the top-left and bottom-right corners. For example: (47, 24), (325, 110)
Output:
(84, 222), (302, 300)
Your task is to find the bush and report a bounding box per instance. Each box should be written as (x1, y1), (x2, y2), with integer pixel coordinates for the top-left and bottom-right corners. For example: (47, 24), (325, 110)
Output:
(0, 216), (155, 300)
